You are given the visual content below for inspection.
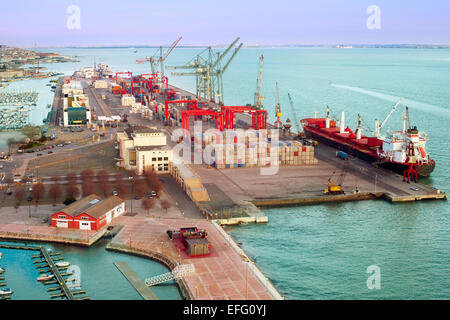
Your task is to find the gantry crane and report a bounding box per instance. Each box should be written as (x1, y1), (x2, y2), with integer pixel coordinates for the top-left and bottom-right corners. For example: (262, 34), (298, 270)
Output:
(136, 36), (182, 78)
(254, 54), (264, 110)
(274, 82), (282, 128)
(167, 38), (243, 104)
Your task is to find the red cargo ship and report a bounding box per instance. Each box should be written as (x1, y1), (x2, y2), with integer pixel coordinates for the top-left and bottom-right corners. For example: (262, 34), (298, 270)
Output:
(301, 104), (435, 180)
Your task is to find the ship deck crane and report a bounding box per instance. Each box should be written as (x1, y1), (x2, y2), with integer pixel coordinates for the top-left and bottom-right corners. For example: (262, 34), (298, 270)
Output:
(375, 98), (402, 137)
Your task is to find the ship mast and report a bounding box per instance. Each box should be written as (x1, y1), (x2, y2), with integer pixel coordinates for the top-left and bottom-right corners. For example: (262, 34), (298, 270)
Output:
(325, 106), (330, 128)
(356, 114), (362, 139)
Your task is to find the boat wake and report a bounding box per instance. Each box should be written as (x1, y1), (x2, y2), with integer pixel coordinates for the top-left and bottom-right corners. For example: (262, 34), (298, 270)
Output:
(330, 83), (450, 118)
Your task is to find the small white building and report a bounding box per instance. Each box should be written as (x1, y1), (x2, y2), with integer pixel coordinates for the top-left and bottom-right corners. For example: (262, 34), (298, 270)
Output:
(117, 127), (172, 174)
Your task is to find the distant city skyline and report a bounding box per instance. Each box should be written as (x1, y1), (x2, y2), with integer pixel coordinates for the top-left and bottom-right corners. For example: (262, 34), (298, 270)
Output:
(1, 0), (449, 47)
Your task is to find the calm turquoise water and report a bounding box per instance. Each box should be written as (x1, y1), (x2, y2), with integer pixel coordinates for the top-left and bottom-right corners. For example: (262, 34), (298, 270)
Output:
(1, 47), (449, 299)
(0, 239), (181, 300)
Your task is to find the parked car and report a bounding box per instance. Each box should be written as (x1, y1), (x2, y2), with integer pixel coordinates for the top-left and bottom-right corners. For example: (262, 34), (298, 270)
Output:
(48, 151), (53, 154)
(36, 153), (43, 156)
(112, 190), (118, 196)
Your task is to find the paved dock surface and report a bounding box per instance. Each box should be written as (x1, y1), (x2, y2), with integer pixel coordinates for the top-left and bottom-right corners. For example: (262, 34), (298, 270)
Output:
(109, 216), (276, 300)
(114, 261), (158, 300)
(189, 143), (446, 206)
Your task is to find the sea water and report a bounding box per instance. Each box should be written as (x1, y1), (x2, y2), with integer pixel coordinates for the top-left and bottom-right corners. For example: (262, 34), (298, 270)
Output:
(0, 239), (181, 300)
(1, 47), (449, 299)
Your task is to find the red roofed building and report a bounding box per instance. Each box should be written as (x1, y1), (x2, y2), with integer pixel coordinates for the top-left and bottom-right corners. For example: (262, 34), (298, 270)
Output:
(51, 194), (126, 231)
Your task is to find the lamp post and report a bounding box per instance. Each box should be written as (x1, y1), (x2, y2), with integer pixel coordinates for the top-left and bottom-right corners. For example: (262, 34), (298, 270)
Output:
(130, 176), (134, 214)
(27, 197), (32, 218)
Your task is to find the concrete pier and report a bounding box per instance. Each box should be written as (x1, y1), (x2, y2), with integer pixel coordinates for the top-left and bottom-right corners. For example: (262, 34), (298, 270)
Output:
(107, 216), (281, 300)
(114, 261), (158, 300)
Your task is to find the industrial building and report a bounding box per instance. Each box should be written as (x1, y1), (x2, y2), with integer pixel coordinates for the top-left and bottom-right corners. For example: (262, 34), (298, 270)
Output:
(51, 194), (125, 231)
(116, 127), (172, 174)
(62, 80), (92, 126)
(0, 69), (24, 79)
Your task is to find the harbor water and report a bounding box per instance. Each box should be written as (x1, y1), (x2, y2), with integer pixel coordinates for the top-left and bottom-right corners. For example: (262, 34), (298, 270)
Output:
(0, 47), (449, 299)
(0, 239), (181, 300)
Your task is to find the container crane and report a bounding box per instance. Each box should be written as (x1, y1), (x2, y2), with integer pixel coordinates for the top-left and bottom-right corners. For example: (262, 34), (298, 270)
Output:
(166, 37), (243, 104)
(254, 54), (264, 110)
(274, 82), (282, 128)
(136, 36), (182, 78)
(287, 93), (302, 139)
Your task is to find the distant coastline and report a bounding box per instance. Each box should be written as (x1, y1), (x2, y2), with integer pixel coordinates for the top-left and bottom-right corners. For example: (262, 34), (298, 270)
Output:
(16, 44), (450, 50)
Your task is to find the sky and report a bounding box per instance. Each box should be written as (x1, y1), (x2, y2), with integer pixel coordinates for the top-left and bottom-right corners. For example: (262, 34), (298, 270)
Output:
(0, 0), (449, 47)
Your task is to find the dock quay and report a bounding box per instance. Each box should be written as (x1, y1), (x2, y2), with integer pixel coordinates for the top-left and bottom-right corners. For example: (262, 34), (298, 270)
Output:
(82, 74), (446, 222)
(107, 216), (282, 300)
(50, 77), (64, 125)
(187, 142), (446, 218)
(114, 261), (158, 300)
(0, 222), (107, 247)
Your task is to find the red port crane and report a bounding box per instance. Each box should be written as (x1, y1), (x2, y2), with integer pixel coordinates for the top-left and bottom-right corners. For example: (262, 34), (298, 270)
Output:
(181, 109), (224, 132)
(221, 106), (267, 130)
(164, 99), (198, 125)
(115, 72), (132, 85)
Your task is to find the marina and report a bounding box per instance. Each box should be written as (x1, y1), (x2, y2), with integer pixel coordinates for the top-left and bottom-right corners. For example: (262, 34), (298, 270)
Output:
(0, 243), (89, 300)
(0, 106), (33, 129)
(0, 91), (38, 106)
(0, 239), (182, 300)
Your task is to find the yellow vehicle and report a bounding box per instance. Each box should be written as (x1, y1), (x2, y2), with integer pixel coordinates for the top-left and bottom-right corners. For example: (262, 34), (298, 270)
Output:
(323, 172), (345, 195)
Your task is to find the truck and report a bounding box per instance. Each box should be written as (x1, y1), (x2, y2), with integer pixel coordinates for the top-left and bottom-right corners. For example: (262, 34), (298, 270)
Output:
(336, 150), (348, 160)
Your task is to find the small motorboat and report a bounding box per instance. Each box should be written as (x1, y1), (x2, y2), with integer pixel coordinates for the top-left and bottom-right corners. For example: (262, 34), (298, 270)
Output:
(37, 274), (54, 282)
(55, 261), (70, 268)
(0, 267), (5, 273)
(0, 252), (2, 260)
(0, 287), (13, 295)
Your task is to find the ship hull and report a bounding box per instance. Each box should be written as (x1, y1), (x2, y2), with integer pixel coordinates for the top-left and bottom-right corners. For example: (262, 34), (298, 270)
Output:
(304, 127), (435, 177)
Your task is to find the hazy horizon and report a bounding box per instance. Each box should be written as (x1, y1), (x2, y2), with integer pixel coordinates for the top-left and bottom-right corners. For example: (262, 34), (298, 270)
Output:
(1, 0), (449, 47)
